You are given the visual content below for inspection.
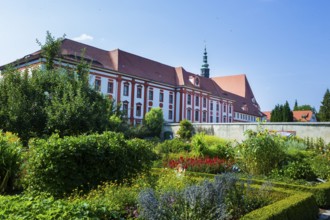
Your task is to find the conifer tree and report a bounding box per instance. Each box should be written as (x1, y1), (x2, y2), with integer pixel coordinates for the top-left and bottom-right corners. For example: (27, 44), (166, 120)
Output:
(319, 89), (330, 121)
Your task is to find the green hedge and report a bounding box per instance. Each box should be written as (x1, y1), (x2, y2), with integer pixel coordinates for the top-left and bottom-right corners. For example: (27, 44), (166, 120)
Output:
(24, 132), (156, 197)
(239, 177), (330, 208)
(241, 190), (318, 220)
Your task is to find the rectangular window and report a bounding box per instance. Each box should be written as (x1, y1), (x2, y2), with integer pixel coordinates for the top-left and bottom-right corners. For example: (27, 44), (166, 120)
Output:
(187, 109), (191, 120)
(216, 103), (219, 111)
(187, 94), (191, 105)
(149, 89), (153, 100)
(195, 110), (199, 121)
(210, 116), (213, 123)
(216, 116), (219, 123)
(229, 105), (232, 114)
(203, 97), (206, 108)
(224, 104), (227, 112)
(169, 94), (173, 104)
(95, 78), (101, 91)
(148, 107), (152, 112)
(123, 102), (128, 117)
(107, 81), (113, 93)
(195, 96), (199, 106)
(137, 86), (142, 98)
(123, 83), (129, 96)
(136, 105), (142, 117)
(202, 111), (206, 122)
(168, 110), (173, 120)
(159, 92), (164, 102)
(210, 102), (213, 110)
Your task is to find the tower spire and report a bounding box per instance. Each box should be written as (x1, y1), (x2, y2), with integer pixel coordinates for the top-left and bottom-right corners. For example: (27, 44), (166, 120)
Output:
(201, 46), (210, 78)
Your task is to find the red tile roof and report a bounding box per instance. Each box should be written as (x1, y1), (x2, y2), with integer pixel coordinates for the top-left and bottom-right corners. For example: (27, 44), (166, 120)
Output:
(212, 74), (263, 116)
(212, 74), (255, 99)
(2, 38), (264, 117)
(262, 110), (315, 122)
(293, 110), (314, 122)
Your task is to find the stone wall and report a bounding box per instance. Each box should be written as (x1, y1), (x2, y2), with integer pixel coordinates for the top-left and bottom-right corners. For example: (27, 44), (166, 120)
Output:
(163, 122), (330, 143)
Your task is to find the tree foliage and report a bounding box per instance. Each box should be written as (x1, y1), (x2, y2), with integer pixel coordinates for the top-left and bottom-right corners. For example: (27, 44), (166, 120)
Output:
(293, 100), (315, 112)
(144, 107), (164, 137)
(36, 31), (65, 70)
(177, 119), (194, 140)
(0, 33), (118, 145)
(270, 101), (293, 122)
(318, 89), (330, 121)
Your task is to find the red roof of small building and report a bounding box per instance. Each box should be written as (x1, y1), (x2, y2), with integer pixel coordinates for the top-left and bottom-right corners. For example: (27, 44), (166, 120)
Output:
(262, 110), (315, 122)
(293, 110), (314, 122)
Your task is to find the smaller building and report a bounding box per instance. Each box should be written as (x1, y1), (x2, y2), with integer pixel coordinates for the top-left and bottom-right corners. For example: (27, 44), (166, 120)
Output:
(263, 110), (317, 122)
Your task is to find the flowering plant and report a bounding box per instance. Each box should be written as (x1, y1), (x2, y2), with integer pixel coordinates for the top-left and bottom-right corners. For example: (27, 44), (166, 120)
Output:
(165, 156), (234, 174)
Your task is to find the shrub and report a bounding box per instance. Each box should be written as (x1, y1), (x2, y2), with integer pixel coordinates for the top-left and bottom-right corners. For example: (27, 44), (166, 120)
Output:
(238, 129), (286, 175)
(0, 131), (23, 194)
(144, 107), (164, 137)
(190, 133), (234, 159)
(138, 174), (274, 220)
(0, 193), (120, 219)
(282, 161), (316, 181)
(23, 132), (156, 197)
(176, 119), (194, 140)
(309, 155), (330, 180)
(138, 175), (235, 220)
(155, 138), (191, 155)
(191, 132), (208, 156)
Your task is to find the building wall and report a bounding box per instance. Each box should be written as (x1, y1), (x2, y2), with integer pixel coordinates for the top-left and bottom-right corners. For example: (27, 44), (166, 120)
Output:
(14, 60), (260, 125)
(88, 69), (241, 124)
(163, 122), (330, 143)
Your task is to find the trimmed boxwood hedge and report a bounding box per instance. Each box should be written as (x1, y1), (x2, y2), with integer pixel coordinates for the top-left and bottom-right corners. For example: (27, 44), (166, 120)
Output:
(23, 132), (156, 197)
(239, 177), (330, 208)
(241, 190), (318, 220)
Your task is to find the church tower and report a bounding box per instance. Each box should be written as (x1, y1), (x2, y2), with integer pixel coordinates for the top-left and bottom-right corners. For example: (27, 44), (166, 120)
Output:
(201, 47), (210, 78)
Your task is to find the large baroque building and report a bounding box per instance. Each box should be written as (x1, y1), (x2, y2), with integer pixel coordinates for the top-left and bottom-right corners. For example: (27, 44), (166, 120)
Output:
(1, 39), (265, 124)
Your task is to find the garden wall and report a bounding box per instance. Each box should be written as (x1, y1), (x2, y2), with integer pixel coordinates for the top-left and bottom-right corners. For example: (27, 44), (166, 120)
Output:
(163, 122), (330, 143)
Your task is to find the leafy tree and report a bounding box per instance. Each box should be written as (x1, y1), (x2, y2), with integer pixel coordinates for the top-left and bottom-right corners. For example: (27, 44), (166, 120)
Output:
(177, 119), (194, 140)
(0, 68), (46, 146)
(0, 32), (118, 145)
(319, 89), (330, 121)
(36, 31), (65, 70)
(293, 100), (315, 112)
(144, 107), (164, 137)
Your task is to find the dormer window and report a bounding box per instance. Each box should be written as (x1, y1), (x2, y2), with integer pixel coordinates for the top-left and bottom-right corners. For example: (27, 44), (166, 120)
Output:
(241, 104), (248, 112)
(189, 76), (201, 87)
(195, 77), (200, 86)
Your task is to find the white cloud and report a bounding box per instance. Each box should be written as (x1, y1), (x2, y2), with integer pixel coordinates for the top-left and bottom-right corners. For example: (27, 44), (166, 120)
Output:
(73, 34), (94, 41)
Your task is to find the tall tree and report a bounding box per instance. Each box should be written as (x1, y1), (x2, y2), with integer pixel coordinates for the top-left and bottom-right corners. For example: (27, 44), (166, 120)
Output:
(294, 99), (298, 110)
(319, 89), (330, 121)
(0, 32), (117, 145)
(270, 101), (293, 122)
(36, 31), (65, 70)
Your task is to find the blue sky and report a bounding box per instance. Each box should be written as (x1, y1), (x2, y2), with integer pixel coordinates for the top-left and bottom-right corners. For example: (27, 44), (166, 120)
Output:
(1, 0), (329, 111)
